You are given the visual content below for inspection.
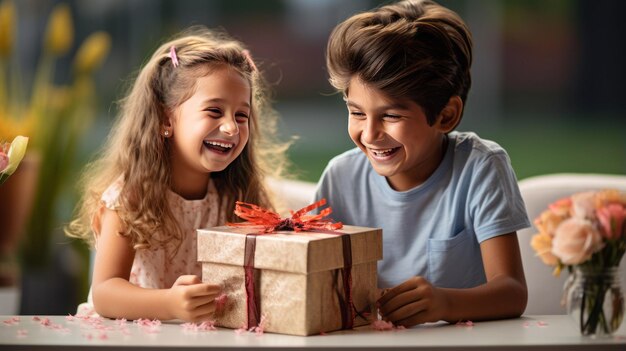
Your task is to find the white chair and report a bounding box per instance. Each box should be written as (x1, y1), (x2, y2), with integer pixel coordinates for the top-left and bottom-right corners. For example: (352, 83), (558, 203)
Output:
(267, 177), (317, 215)
(517, 173), (626, 315)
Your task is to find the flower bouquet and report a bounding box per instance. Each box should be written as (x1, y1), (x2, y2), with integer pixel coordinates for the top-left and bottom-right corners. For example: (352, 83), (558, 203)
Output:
(530, 189), (626, 336)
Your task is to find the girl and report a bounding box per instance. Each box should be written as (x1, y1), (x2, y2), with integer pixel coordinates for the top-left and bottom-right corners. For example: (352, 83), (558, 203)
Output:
(67, 27), (288, 322)
(317, 0), (529, 326)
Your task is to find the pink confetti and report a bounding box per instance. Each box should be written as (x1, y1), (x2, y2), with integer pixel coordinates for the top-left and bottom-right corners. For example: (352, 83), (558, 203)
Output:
(3, 317), (20, 326)
(234, 315), (268, 335)
(371, 320), (394, 331)
(455, 320), (474, 327)
(370, 319), (407, 331)
(215, 293), (228, 315)
(134, 318), (162, 334)
(65, 314), (75, 322)
(523, 322), (530, 328)
(181, 321), (217, 332)
(536, 321), (548, 327)
(16, 329), (27, 338)
(32, 316), (40, 322)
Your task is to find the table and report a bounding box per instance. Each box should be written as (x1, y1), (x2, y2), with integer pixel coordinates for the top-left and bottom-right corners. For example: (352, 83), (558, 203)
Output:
(1, 315), (625, 350)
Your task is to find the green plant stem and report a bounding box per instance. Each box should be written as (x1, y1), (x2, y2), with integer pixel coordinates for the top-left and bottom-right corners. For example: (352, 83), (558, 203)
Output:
(20, 107), (65, 268)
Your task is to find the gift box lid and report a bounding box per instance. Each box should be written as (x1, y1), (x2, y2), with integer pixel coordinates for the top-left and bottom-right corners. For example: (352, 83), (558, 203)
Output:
(197, 225), (382, 274)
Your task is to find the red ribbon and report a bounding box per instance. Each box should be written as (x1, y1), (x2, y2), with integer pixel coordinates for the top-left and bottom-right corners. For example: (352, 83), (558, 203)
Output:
(227, 198), (343, 232)
(227, 198), (355, 330)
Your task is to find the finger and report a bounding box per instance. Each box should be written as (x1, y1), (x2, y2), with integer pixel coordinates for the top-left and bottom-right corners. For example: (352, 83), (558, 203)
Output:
(174, 275), (202, 286)
(379, 288), (421, 317)
(377, 288), (391, 300)
(190, 301), (217, 321)
(395, 308), (432, 327)
(186, 283), (222, 298)
(378, 277), (420, 306)
(384, 298), (429, 324)
(189, 294), (219, 309)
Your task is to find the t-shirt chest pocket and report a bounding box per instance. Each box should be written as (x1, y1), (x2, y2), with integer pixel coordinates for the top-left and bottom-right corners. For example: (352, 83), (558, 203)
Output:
(427, 228), (486, 288)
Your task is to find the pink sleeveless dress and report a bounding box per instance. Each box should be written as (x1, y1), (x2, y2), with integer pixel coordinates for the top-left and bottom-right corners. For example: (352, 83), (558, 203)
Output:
(77, 177), (225, 316)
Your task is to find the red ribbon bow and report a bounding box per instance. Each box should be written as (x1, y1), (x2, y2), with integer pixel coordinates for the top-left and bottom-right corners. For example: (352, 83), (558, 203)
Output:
(227, 198), (343, 232)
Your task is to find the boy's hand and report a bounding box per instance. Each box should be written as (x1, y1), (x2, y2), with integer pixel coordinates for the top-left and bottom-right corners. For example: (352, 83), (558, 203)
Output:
(377, 276), (449, 327)
(166, 275), (222, 322)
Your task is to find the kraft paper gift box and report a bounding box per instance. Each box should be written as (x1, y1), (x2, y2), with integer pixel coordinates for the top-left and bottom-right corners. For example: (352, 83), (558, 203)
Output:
(197, 225), (382, 336)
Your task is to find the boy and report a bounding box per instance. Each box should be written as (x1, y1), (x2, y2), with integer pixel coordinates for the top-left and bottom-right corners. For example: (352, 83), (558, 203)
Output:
(316, 0), (530, 327)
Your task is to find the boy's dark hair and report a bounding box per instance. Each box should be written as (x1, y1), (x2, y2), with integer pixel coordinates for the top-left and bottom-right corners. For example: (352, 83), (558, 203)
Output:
(326, 0), (472, 127)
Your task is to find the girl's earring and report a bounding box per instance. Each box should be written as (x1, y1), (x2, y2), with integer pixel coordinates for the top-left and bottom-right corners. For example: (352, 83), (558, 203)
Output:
(163, 130), (170, 137)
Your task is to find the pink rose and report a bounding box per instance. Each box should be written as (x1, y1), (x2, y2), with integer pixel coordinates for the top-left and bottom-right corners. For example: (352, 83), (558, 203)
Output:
(0, 151), (8, 172)
(596, 204), (626, 240)
(548, 197), (572, 217)
(570, 192), (597, 220)
(551, 218), (604, 265)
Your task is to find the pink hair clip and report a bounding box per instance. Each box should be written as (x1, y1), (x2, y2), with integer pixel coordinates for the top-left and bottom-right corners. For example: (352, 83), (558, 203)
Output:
(169, 46), (179, 68)
(242, 49), (257, 72)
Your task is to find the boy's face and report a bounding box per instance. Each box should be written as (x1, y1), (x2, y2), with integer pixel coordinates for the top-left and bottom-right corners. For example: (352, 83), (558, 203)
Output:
(169, 65), (251, 180)
(346, 77), (447, 191)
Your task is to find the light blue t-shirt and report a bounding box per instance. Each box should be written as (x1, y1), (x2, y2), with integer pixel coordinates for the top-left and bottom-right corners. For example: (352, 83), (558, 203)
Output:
(315, 131), (530, 289)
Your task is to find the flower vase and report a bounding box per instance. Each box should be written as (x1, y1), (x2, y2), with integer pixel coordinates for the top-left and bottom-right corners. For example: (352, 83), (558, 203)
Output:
(565, 266), (624, 336)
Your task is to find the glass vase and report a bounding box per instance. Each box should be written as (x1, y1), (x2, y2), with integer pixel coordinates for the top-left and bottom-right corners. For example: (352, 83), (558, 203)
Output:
(565, 266), (624, 336)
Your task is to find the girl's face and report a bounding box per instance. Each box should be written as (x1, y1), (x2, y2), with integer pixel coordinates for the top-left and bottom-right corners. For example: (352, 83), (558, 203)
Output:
(346, 77), (446, 191)
(169, 65), (251, 182)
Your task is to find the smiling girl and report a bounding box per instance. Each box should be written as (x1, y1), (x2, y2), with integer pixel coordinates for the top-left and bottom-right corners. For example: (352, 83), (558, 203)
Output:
(67, 27), (288, 322)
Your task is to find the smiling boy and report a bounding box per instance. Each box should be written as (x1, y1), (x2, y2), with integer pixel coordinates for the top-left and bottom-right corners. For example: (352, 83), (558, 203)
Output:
(315, 0), (531, 327)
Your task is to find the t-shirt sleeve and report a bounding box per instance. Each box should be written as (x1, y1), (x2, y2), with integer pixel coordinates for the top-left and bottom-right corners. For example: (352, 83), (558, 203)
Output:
(468, 152), (531, 242)
(314, 162), (334, 213)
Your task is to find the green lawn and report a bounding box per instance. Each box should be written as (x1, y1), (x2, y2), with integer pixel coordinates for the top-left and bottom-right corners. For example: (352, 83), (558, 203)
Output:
(288, 123), (625, 183)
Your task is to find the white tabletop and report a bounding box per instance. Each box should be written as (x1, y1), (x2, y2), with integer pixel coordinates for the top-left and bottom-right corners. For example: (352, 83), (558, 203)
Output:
(1, 314), (625, 350)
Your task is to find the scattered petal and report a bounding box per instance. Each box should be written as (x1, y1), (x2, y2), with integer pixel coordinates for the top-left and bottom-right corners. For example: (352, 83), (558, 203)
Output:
(455, 320), (474, 327)
(371, 320), (394, 331)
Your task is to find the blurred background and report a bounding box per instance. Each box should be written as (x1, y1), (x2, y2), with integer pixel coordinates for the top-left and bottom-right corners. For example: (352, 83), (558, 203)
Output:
(0, 0), (624, 315)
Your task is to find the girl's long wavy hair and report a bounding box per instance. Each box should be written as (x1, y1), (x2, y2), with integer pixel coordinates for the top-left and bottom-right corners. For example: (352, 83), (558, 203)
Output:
(66, 26), (289, 250)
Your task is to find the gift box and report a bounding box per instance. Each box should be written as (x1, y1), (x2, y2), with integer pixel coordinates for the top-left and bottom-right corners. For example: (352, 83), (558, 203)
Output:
(197, 224), (382, 336)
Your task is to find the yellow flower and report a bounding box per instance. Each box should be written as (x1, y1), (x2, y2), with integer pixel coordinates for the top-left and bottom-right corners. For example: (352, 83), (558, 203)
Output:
(0, 135), (28, 184)
(0, 0), (15, 57)
(44, 3), (73, 56)
(530, 232), (558, 266)
(0, 112), (35, 141)
(534, 209), (565, 237)
(73, 32), (111, 75)
(594, 189), (626, 208)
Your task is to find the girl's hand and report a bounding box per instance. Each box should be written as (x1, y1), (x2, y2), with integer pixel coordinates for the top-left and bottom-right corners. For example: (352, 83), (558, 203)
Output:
(377, 276), (449, 327)
(166, 275), (222, 322)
